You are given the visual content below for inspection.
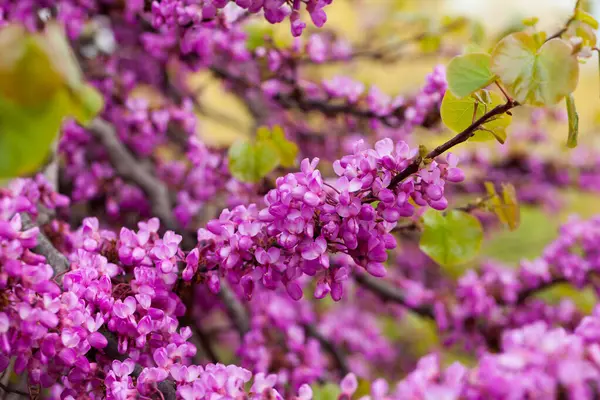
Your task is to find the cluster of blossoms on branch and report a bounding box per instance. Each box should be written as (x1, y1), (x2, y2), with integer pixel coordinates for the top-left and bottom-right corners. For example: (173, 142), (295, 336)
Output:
(186, 138), (464, 301)
(3, 0), (600, 399)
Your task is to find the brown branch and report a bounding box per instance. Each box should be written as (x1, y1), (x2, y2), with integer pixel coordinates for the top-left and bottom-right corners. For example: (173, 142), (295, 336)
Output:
(0, 383), (28, 397)
(385, 100), (518, 194)
(303, 324), (350, 376)
(354, 273), (435, 319)
(20, 213), (69, 283)
(218, 282), (250, 336)
(209, 66), (432, 129)
(193, 325), (220, 364)
(88, 118), (195, 249)
(546, 0), (582, 42)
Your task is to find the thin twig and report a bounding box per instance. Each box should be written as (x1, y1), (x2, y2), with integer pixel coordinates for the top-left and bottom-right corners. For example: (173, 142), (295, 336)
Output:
(545, 0), (582, 42)
(386, 100), (518, 193)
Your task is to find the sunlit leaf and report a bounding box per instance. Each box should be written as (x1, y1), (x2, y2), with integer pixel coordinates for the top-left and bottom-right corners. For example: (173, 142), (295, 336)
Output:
(0, 93), (68, 178)
(228, 140), (280, 183)
(568, 21), (597, 47)
(0, 23), (104, 178)
(67, 84), (105, 126)
(268, 125), (298, 168)
(446, 53), (496, 98)
(575, 8), (599, 29)
(245, 23), (274, 50)
(420, 34), (441, 53)
(491, 33), (579, 106)
(311, 383), (341, 400)
(0, 24), (63, 107)
(440, 90), (511, 143)
(485, 182), (520, 231)
(419, 209), (484, 267)
(566, 94), (579, 148)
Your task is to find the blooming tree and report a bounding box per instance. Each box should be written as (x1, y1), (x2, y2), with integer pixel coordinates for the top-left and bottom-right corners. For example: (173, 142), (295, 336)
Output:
(0, 0), (599, 399)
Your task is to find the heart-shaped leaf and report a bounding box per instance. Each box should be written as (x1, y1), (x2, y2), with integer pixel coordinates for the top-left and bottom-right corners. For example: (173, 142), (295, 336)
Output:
(491, 33), (579, 106)
(446, 53), (496, 98)
(419, 209), (484, 268)
(440, 90), (511, 143)
(228, 140), (280, 183)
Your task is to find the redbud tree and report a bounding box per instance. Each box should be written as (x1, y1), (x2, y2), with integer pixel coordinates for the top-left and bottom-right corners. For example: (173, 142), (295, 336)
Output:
(0, 0), (599, 399)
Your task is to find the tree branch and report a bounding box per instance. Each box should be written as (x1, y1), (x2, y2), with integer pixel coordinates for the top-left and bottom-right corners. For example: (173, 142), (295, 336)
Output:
(218, 282), (250, 336)
(354, 273), (435, 319)
(385, 100), (518, 193)
(88, 118), (195, 250)
(20, 213), (69, 283)
(303, 324), (350, 376)
(0, 383), (28, 397)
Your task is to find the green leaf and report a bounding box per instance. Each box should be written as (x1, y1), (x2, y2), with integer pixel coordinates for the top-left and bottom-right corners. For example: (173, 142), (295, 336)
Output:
(67, 84), (105, 126)
(245, 23), (274, 51)
(575, 8), (599, 29)
(268, 125), (298, 168)
(440, 90), (511, 143)
(446, 53), (496, 98)
(0, 25), (64, 107)
(420, 34), (441, 53)
(311, 383), (341, 400)
(419, 209), (484, 267)
(228, 140), (280, 183)
(484, 182), (520, 231)
(0, 92), (68, 178)
(566, 94), (579, 148)
(491, 33), (579, 106)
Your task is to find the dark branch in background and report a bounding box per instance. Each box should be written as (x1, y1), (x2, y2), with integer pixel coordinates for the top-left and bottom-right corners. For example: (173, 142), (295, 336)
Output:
(218, 282), (250, 336)
(0, 383), (28, 397)
(303, 324), (350, 376)
(193, 325), (220, 364)
(88, 118), (196, 250)
(209, 66), (439, 129)
(354, 273), (435, 318)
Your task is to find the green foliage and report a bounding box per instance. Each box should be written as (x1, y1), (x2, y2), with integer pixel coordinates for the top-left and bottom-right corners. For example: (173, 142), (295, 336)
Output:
(0, 23), (104, 178)
(484, 182), (520, 231)
(419, 209), (484, 268)
(574, 8), (599, 30)
(228, 125), (298, 183)
(257, 125), (298, 168)
(490, 33), (579, 106)
(440, 90), (511, 143)
(245, 23), (274, 51)
(446, 53), (496, 98)
(228, 140), (280, 183)
(566, 94), (579, 148)
(311, 383), (341, 400)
